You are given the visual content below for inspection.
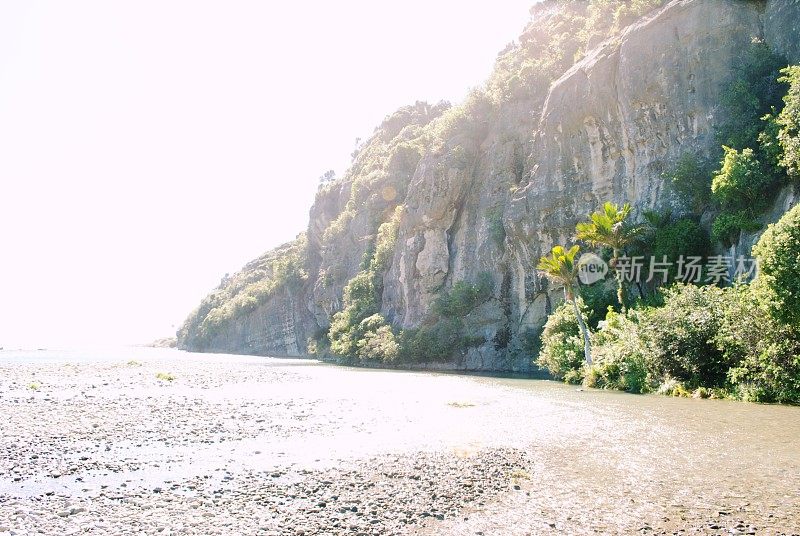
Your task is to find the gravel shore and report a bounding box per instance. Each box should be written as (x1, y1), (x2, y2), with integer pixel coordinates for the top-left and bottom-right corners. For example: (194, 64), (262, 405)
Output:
(1, 350), (799, 535)
(1, 449), (533, 535)
(0, 352), (535, 535)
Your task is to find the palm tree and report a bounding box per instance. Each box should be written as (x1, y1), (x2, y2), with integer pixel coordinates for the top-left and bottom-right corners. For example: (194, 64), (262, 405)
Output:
(575, 202), (643, 310)
(537, 245), (592, 365)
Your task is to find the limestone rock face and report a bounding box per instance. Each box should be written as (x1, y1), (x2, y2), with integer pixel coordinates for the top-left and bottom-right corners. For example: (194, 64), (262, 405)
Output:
(765, 0), (800, 64)
(505, 0), (765, 338)
(179, 0), (800, 371)
(201, 287), (308, 356)
(386, 0), (774, 370)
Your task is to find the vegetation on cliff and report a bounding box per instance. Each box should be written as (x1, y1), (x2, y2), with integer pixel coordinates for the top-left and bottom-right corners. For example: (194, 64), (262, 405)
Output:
(177, 236), (309, 351)
(315, 0), (672, 364)
(541, 207), (800, 403)
(327, 208), (403, 362)
(538, 63), (800, 403)
(709, 43), (792, 243)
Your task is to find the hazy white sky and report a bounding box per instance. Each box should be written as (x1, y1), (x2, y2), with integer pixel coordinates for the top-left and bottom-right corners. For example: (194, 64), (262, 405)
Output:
(0, 1), (534, 349)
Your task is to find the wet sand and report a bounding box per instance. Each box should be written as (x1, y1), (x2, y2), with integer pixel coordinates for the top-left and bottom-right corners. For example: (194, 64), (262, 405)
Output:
(1, 349), (798, 535)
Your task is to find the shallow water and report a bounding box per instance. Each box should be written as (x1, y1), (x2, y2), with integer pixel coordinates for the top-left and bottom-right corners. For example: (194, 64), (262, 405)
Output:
(2, 348), (799, 533)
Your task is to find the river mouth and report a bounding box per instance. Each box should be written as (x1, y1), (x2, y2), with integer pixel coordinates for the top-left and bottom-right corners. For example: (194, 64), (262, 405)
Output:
(1, 348), (799, 534)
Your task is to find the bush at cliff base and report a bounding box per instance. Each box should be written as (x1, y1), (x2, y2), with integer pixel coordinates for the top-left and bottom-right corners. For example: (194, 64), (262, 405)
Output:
(543, 250), (800, 403)
(536, 299), (588, 384)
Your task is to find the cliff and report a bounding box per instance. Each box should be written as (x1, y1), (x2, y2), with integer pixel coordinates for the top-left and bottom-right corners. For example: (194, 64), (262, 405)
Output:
(178, 0), (800, 369)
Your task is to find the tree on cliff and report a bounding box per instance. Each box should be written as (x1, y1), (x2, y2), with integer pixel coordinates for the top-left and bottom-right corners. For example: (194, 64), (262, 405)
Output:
(775, 66), (800, 180)
(753, 203), (800, 329)
(537, 245), (592, 365)
(575, 202), (642, 310)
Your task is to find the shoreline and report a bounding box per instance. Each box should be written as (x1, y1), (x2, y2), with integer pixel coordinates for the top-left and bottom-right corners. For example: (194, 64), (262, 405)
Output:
(174, 347), (800, 407)
(2, 351), (799, 535)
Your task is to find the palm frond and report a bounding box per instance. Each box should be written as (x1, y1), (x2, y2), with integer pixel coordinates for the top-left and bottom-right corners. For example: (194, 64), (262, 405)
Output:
(576, 201), (643, 251)
(537, 244), (580, 288)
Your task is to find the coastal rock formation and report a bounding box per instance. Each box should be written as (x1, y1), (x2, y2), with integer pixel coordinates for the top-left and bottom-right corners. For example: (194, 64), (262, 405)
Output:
(178, 0), (800, 370)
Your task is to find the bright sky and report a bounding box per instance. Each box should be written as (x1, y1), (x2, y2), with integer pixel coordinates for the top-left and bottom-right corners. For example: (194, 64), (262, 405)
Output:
(0, 1), (534, 349)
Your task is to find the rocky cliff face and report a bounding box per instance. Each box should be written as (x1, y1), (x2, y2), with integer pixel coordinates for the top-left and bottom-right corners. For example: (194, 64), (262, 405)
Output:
(198, 285), (308, 356)
(178, 0), (800, 369)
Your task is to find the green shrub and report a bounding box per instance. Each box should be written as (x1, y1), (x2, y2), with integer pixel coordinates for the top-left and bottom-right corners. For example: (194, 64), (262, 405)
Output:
(711, 211), (763, 245)
(328, 272), (380, 358)
(664, 153), (714, 211)
(536, 299), (588, 383)
(775, 66), (800, 180)
(433, 273), (494, 318)
(371, 207), (402, 272)
(355, 314), (400, 362)
(485, 206), (506, 246)
(635, 212), (710, 290)
(752, 203), (800, 328)
(656, 378), (693, 398)
(578, 281), (617, 329)
(641, 284), (732, 387)
(759, 110), (785, 172)
(715, 284), (800, 403)
(717, 42), (786, 151)
(714, 285), (765, 366)
(587, 309), (652, 393)
(727, 328), (800, 404)
(399, 318), (466, 363)
(712, 146), (774, 212)
(709, 145), (782, 244)
(650, 218), (710, 276)
(343, 272), (379, 319)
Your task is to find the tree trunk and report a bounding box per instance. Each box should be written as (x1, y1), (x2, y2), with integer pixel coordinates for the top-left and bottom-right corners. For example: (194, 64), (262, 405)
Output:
(568, 290), (593, 366)
(634, 280), (645, 302)
(612, 249), (626, 312)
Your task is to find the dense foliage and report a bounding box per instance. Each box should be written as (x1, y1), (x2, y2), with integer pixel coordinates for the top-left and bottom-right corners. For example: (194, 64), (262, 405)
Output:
(709, 43), (790, 243)
(536, 299), (589, 384)
(752, 204), (800, 328)
(716, 42), (787, 152)
(540, 56), (800, 402)
(328, 209), (402, 361)
(663, 153), (714, 212)
(650, 218), (709, 267)
(710, 147), (774, 242)
(775, 66), (800, 179)
(542, 202), (800, 404)
(433, 273), (494, 318)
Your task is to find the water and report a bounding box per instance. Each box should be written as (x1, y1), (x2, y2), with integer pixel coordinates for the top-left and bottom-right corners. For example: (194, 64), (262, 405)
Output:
(2, 348), (799, 531)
